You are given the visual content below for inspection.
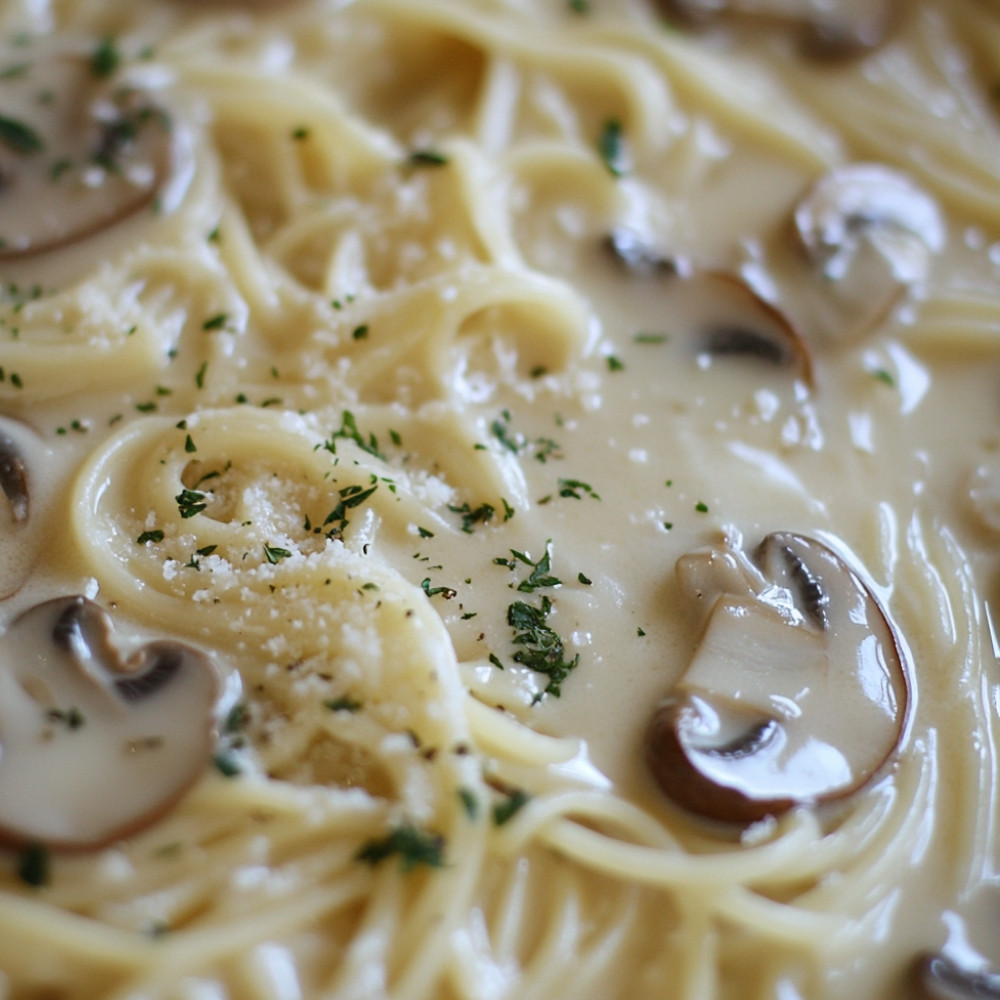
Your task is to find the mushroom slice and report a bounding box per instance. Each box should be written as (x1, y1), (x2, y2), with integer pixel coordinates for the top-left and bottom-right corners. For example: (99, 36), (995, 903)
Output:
(914, 954), (1000, 1000)
(0, 596), (219, 850)
(0, 416), (56, 600)
(648, 532), (908, 823)
(791, 164), (945, 342)
(655, 0), (902, 61)
(682, 273), (813, 385)
(603, 228), (685, 277)
(0, 51), (173, 258)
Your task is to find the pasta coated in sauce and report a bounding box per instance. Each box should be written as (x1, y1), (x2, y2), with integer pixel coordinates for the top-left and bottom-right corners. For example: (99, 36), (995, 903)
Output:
(0, 1), (999, 998)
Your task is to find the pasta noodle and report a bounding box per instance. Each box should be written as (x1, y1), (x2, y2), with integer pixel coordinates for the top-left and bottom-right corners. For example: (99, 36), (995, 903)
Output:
(0, 1), (1000, 998)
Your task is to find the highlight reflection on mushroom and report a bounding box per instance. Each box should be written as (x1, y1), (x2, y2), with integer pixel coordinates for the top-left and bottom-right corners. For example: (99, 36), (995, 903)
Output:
(791, 163), (945, 343)
(647, 531), (910, 824)
(0, 597), (220, 850)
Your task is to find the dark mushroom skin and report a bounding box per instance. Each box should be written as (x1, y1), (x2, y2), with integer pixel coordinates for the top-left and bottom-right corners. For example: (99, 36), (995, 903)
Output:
(0, 596), (220, 851)
(913, 953), (1000, 1000)
(653, 0), (903, 62)
(648, 532), (909, 824)
(0, 430), (28, 524)
(603, 228), (684, 277)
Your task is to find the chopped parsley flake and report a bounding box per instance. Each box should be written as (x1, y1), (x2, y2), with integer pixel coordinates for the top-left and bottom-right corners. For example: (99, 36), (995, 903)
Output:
(493, 788), (530, 826)
(137, 529), (165, 544)
(407, 149), (449, 168)
(17, 843), (49, 887)
(321, 410), (387, 462)
(0, 114), (44, 154)
(421, 578), (457, 599)
(263, 543), (292, 564)
(598, 118), (627, 178)
(90, 37), (121, 78)
(202, 313), (228, 331)
(449, 501), (496, 534)
(324, 696), (363, 713)
(356, 823), (445, 872)
(212, 750), (241, 778)
(458, 788), (479, 819)
(175, 488), (208, 519)
(558, 478), (600, 501)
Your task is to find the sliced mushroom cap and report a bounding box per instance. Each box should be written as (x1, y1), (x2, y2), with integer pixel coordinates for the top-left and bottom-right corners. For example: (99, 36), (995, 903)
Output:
(0, 416), (56, 600)
(647, 532), (908, 823)
(0, 596), (219, 850)
(603, 228), (685, 278)
(658, 271), (813, 386)
(655, 0), (902, 61)
(791, 163), (945, 342)
(0, 50), (172, 258)
(914, 953), (1000, 1000)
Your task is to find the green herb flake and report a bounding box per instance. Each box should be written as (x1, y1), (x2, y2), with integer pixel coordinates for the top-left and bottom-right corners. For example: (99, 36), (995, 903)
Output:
(598, 118), (626, 178)
(606, 354), (625, 372)
(695, 501), (709, 513)
(0, 63), (29, 81)
(421, 578), (457, 600)
(0, 114), (43, 155)
(263, 543), (292, 564)
(137, 529), (165, 544)
(407, 149), (449, 168)
(578, 572), (592, 585)
(175, 488), (208, 519)
(324, 696), (363, 713)
(291, 125), (310, 141)
(558, 478), (600, 501)
(321, 410), (386, 462)
(212, 750), (241, 778)
(202, 313), (228, 331)
(872, 368), (895, 387)
(493, 788), (530, 826)
(90, 37), (121, 78)
(449, 501), (495, 534)
(568, 0), (591, 11)
(352, 324), (369, 341)
(356, 823), (445, 872)
(510, 542), (561, 593)
(17, 843), (50, 887)
(184, 434), (196, 454)
(458, 788), (479, 820)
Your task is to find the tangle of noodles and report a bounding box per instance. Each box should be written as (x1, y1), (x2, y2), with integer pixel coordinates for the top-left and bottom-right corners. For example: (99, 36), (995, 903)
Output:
(0, 2), (999, 999)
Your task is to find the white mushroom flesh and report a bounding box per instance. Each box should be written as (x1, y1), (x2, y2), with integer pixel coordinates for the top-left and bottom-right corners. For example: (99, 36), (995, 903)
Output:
(670, 272), (814, 386)
(0, 49), (172, 258)
(650, 532), (908, 821)
(0, 596), (219, 849)
(792, 164), (945, 342)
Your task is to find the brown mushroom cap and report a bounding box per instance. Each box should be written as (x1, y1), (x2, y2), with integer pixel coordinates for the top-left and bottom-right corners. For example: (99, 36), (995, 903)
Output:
(0, 416), (56, 600)
(0, 49), (172, 258)
(914, 953), (1000, 1000)
(791, 163), (945, 342)
(655, 0), (903, 61)
(0, 596), (220, 850)
(647, 532), (909, 824)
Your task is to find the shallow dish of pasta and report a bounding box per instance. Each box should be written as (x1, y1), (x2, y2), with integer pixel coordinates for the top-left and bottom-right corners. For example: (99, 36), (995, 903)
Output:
(0, 0), (999, 997)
